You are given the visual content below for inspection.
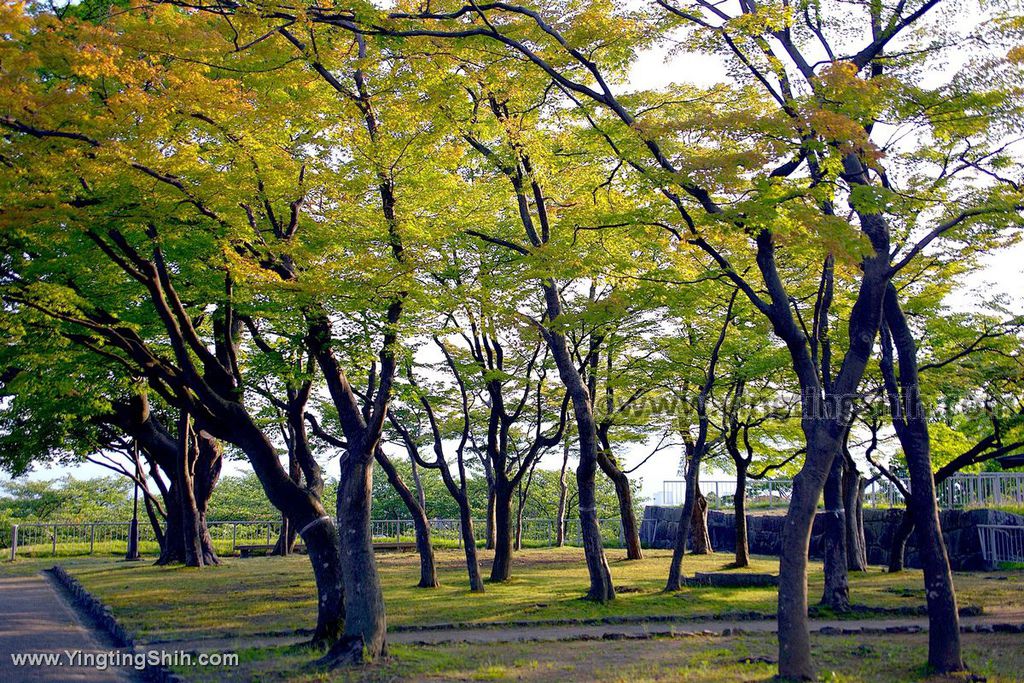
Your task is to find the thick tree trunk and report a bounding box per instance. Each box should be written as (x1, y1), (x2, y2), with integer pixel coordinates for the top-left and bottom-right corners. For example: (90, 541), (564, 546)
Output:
(690, 483), (712, 555)
(323, 453), (386, 664)
(906, 474), (963, 673)
(376, 449), (439, 588)
(843, 464), (868, 571)
(458, 498), (485, 592)
(485, 487), (496, 550)
(156, 488), (184, 565)
(216, 417), (345, 648)
(302, 516), (345, 646)
(596, 440), (642, 560)
(820, 454), (850, 611)
(490, 484), (514, 582)
(192, 431), (221, 566)
(888, 509), (914, 573)
(734, 468), (750, 567)
(777, 430), (836, 681)
(155, 422), (220, 566)
(176, 414), (205, 568)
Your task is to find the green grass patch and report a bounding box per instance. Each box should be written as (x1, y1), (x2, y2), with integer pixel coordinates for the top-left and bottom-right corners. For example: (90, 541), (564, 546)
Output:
(177, 632), (1024, 682)
(36, 547), (1024, 645)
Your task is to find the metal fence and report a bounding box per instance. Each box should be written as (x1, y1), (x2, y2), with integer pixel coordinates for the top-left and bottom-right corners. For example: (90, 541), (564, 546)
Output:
(977, 525), (1024, 565)
(662, 472), (1024, 510)
(938, 474), (1024, 509)
(4, 516), (625, 560)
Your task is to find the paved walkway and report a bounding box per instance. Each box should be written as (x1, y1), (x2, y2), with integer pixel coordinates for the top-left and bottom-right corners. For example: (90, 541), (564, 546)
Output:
(0, 573), (136, 683)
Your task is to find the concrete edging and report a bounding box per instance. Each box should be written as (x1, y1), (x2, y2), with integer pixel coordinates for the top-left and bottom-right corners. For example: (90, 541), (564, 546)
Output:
(48, 565), (185, 683)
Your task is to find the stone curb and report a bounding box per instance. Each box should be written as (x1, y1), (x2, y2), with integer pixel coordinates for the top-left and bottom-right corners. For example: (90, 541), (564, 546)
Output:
(48, 565), (185, 683)
(246, 603), (982, 642)
(401, 621), (1024, 646)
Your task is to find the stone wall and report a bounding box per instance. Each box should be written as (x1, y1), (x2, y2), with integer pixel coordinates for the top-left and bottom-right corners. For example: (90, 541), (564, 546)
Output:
(640, 505), (1024, 571)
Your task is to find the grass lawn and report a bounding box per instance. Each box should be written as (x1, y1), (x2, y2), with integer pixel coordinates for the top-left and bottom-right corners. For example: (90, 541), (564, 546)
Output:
(4, 547), (1023, 682)
(5, 546), (1020, 643)
(184, 632), (1024, 682)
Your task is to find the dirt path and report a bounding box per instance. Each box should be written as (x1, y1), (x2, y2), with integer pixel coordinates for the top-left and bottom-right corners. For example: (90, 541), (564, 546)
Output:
(156, 610), (1024, 655)
(0, 573), (137, 683)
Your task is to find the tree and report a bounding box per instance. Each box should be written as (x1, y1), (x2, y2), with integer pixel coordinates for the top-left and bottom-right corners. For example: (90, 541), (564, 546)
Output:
(718, 358), (802, 568)
(389, 344), (490, 592)
(308, 2), (1024, 675)
(665, 288), (738, 589)
(0, 3), (353, 648)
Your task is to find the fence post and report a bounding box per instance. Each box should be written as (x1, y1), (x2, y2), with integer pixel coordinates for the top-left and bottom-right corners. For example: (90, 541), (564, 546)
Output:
(232, 523), (237, 553)
(52, 524), (57, 556)
(266, 523), (272, 546)
(9, 525), (17, 561)
(90, 524), (95, 555)
(395, 518), (401, 544)
(994, 476), (1003, 506)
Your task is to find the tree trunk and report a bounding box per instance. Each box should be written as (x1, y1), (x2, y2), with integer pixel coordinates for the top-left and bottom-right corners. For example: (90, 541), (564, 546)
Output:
(302, 515), (345, 646)
(690, 483), (712, 555)
(820, 454), (850, 611)
(490, 484), (514, 582)
(734, 468), (750, 568)
(141, 492), (165, 552)
(376, 449), (439, 588)
(458, 498), (485, 592)
(888, 509), (914, 573)
(543, 286), (614, 602)
(176, 414), (204, 568)
(322, 453), (386, 664)
(882, 287), (963, 673)
(485, 487), (496, 550)
(514, 482), (525, 552)
(777, 430), (836, 681)
(596, 439), (642, 560)
(191, 431), (221, 566)
(556, 439), (570, 548)
(843, 464), (868, 571)
(156, 487), (184, 565)
(273, 448), (303, 556)
(273, 516), (298, 556)
(155, 421), (220, 567)
(666, 446), (699, 590)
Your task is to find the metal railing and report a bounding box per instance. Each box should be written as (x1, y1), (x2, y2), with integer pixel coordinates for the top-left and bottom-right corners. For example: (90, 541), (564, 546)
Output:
(5, 516), (625, 560)
(977, 525), (1024, 564)
(662, 472), (1024, 510)
(938, 474), (1024, 509)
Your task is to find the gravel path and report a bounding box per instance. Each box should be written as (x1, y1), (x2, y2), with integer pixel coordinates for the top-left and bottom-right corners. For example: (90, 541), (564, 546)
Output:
(0, 574), (137, 683)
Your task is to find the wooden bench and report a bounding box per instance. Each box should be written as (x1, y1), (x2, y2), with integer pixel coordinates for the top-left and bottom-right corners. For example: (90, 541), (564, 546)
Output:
(235, 540), (416, 557)
(372, 541), (417, 552)
(236, 543), (306, 558)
